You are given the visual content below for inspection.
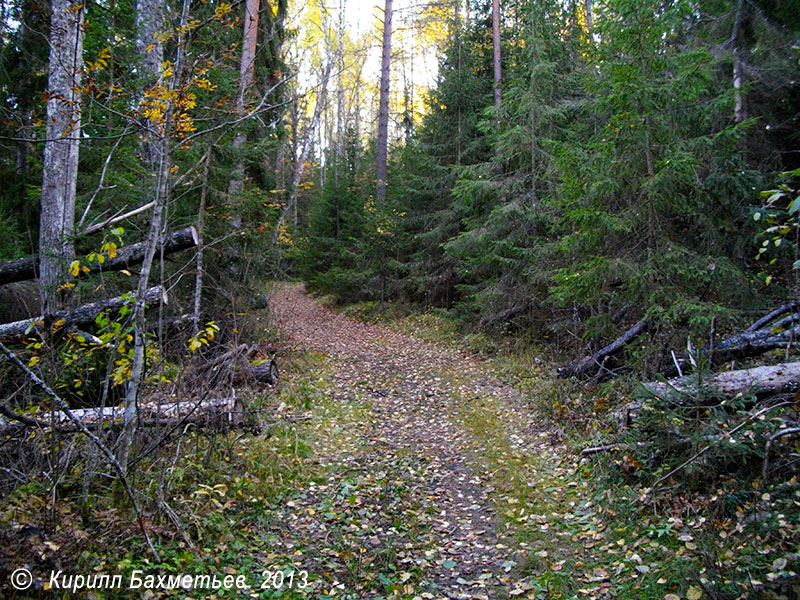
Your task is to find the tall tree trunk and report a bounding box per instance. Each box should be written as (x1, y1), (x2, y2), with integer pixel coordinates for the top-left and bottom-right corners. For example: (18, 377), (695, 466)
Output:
(227, 0), (261, 226)
(584, 0), (593, 35)
(336, 0), (346, 162)
(193, 149), (211, 335)
(732, 0), (746, 123)
(39, 0), (84, 316)
(135, 0), (163, 81)
(529, 0), (536, 203)
(455, 0), (462, 165)
(375, 0), (392, 205)
(492, 0), (502, 111)
(136, 0), (164, 166)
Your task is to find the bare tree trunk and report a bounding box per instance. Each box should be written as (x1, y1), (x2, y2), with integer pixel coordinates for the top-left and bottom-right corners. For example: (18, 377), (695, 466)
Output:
(193, 150), (211, 334)
(336, 0), (346, 161)
(402, 37), (414, 146)
(455, 0), (462, 165)
(492, 0), (502, 111)
(375, 0), (393, 205)
(39, 0), (84, 316)
(584, 0), (593, 35)
(732, 0), (746, 123)
(15, 114), (31, 176)
(136, 0), (164, 166)
(135, 0), (163, 81)
(227, 0), (261, 221)
(529, 0), (536, 203)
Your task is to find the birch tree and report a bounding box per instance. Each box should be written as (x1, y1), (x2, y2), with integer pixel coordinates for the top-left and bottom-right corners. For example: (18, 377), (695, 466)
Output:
(39, 0), (84, 315)
(136, 0), (164, 166)
(272, 0), (337, 244)
(118, 0), (191, 473)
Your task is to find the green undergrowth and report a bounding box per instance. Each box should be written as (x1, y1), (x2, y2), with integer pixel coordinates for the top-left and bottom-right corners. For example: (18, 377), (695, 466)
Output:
(346, 302), (799, 599)
(0, 350), (340, 599)
(447, 374), (799, 599)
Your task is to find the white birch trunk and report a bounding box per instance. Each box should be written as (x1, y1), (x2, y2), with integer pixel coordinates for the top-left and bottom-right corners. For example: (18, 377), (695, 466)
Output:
(39, 0), (84, 316)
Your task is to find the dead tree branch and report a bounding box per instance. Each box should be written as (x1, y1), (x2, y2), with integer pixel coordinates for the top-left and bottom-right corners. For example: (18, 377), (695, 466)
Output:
(0, 227), (197, 286)
(0, 341), (161, 562)
(558, 317), (650, 379)
(0, 286), (166, 339)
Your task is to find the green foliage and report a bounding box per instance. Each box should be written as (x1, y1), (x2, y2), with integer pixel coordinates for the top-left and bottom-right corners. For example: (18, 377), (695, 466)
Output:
(753, 168), (800, 285)
(298, 0), (800, 378)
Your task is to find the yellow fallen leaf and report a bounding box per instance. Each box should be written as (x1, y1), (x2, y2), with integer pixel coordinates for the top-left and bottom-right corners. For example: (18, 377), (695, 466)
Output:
(687, 586), (702, 600)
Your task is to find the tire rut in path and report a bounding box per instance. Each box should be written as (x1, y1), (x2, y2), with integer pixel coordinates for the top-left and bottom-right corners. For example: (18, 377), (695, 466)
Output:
(269, 283), (521, 599)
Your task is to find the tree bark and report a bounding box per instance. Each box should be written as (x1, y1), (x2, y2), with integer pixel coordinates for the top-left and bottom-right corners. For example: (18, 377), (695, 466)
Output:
(707, 324), (800, 362)
(0, 396), (256, 435)
(39, 0), (84, 316)
(641, 361), (800, 402)
(584, 0), (593, 35)
(136, 0), (165, 166)
(375, 0), (392, 205)
(731, 0), (746, 123)
(0, 227), (198, 286)
(492, 0), (502, 111)
(136, 0), (164, 167)
(227, 0), (261, 222)
(135, 0), (163, 83)
(193, 151), (211, 334)
(0, 286), (166, 339)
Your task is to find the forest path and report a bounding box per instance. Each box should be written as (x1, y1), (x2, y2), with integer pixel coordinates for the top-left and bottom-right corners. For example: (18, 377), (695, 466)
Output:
(268, 283), (561, 600)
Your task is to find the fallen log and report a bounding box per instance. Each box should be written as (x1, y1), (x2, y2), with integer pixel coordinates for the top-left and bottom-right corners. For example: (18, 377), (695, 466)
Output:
(686, 300), (800, 366)
(710, 323), (800, 362)
(642, 361), (800, 401)
(0, 396), (304, 436)
(239, 360), (279, 385)
(558, 317), (650, 379)
(618, 361), (800, 425)
(204, 344), (279, 386)
(746, 301), (799, 333)
(481, 303), (529, 327)
(0, 285), (165, 339)
(0, 226), (198, 286)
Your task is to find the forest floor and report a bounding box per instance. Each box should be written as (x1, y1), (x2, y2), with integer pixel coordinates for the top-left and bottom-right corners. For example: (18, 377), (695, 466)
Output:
(262, 283), (658, 600)
(1, 282), (794, 599)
